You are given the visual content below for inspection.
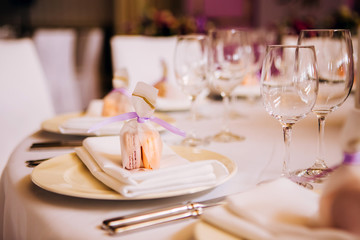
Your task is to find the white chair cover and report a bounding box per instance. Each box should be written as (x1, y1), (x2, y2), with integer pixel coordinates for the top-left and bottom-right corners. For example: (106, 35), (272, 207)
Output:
(76, 28), (104, 109)
(0, 38), (55, 174)
(33, 28), (82, 113)
(110, 35), (177, 92)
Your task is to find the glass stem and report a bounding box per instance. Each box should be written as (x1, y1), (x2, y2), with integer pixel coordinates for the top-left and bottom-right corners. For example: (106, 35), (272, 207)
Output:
(282, 124), (293, 176)
(222, 94), (230, 133)
(315, 115), (327, 168)
(188, 95), (197, 138)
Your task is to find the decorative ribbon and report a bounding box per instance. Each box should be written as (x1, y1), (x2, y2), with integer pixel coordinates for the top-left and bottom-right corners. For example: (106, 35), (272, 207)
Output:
(87, 111), (186, 137)
(343, 152), (360, 165)
(111, 87), (131, 98)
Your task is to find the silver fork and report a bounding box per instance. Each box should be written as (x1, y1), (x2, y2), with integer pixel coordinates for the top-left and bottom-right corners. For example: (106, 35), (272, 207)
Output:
(25, 158), (51, 167)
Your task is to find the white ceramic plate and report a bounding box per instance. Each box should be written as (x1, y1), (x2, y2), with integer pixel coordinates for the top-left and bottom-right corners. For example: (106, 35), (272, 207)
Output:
(232, 85), (260, 98)
(194, 221), (241, 240)
(31, 146), (237, 200)
(156, 97), (191, 112)
(41, 111), (175, 136)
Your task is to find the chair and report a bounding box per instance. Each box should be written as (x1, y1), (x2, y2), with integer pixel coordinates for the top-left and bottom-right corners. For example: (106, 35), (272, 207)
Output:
(110, 35), (177, 92)
(0, 38), (55, 174)
(75, 28), (104, 109)
(33, 28), (82, 114)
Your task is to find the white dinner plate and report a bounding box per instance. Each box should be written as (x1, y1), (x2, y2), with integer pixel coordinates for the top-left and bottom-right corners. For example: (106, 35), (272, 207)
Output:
(31, 146), (237, 200)
(232, 85), (260, 98)
(194, 221), (241, 240)
(41, 111), (175, 136)
(156, 97), (191, 112)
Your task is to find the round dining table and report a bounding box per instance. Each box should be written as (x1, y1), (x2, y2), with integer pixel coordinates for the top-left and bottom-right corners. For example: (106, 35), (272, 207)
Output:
(0, 96), (353, 240)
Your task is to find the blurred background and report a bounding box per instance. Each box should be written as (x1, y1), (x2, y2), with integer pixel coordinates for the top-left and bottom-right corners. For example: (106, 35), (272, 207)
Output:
(1, 0), (359, 112)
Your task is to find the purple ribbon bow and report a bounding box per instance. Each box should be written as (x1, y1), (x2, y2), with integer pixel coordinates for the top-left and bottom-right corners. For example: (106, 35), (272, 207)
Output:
(87, 111), (186, 137)
(343, 152), (360, 165)
(111, 87), (131, 98)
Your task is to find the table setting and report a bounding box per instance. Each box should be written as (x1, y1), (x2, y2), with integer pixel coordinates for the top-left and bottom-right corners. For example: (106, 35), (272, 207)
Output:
(41, 99), (176, 136)
(1, 28), (360, 240)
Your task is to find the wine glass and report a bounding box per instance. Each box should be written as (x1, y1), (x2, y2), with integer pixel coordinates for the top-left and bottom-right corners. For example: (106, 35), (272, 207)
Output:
(208, 28), (251, 142)
(261, 45), (319, 178)
(229, 28), (269, 118)
(174, 34), (209, 147)
(297, 29), (354, 177)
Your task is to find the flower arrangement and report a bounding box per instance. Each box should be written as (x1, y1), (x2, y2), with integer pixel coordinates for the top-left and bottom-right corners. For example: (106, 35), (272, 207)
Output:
(123, 8), (214, 36)
(325, 5), (360, 34)
(279, 4), (360, 35)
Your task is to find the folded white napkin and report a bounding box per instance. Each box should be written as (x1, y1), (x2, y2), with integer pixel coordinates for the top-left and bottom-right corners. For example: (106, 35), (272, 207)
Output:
(59, 116), (124, 135)
(59, 99), (119, 135)
(59, 98), (184, 134)
(75, 136), (229, 198)
(201, 178), (358, 240)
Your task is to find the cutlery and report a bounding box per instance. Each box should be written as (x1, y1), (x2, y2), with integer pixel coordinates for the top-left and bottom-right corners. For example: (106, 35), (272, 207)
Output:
(25, 158), (51, 167)
(29, 140), (82, 150)
(102, 196), (226, 235)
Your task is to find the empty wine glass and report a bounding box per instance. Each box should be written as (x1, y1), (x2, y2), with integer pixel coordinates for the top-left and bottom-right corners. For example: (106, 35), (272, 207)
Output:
(297, 29), (354, 177)
(208, 28), (251, 142)
(261, 45), (319, 179)
(174, 34), (209, 147)
(229, 28), (269, 118)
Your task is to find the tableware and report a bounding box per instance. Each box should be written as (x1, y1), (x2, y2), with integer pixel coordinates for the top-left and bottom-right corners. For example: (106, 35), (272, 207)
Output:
(194, 177), (358, 240)
(102, 196), (226, 235)
(208, 28), (251, 142)
(232, 85), (261, 98)
(174, 34), (210, 147)
(29, 141), (82, 150)
(229, 28), (269, 117)
(107, 208), (202, 235)
(156, 97), (191, 112)
(78, 136), (222, 197)
(25, 158), (52, 167)
(194, 221), (238, 240)
(31, 146), (237, 200)
(260, 45), (318, 178)
(297, 29), (354, 177)
(41, 108), (175, 136)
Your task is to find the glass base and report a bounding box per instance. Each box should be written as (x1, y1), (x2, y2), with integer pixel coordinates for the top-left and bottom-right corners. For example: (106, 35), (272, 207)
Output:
(287, 174), (315, 190)
(212, 131), (245, 143)
(289, 163), (331, 189)
(181, 136), (210, 147)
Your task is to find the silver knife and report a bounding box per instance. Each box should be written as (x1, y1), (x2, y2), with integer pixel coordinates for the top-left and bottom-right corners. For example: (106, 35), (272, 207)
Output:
(102, 196), (226, 235)
(29, 141), (82, 150)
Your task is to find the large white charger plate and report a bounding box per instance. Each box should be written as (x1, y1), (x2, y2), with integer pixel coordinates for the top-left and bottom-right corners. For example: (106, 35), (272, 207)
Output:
(194, 221), (240, 240)
(31, 146), (237, 200)
(41, 111), (175, 136)
(232, 85), (260, 98)
(156, 97), (191, 112)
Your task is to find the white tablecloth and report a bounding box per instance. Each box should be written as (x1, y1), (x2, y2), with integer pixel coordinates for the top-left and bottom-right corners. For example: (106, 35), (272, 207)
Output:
(0, 97), (352, 240)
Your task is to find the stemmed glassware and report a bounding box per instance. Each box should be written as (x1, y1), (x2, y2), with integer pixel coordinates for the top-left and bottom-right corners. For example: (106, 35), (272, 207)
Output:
(208, 28), (251, 142)
(228, 29), (269, 118)
(261, 45), (319, 178)
(297, 29), (354, 177)
(174, 34), (209, 147)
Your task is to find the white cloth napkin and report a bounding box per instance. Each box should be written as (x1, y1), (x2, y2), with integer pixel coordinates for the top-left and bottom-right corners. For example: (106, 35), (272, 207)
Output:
(58, 98), (184, 134)
(59, 99), (119, 135)
(59, 116), (124, 135)
(75, 136), (229, 198)
(201, 178), (359, 240)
